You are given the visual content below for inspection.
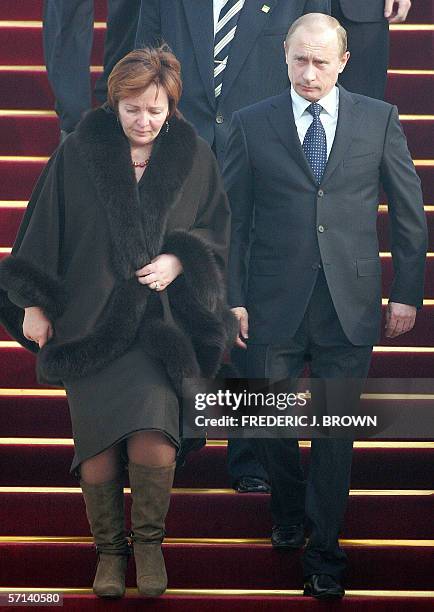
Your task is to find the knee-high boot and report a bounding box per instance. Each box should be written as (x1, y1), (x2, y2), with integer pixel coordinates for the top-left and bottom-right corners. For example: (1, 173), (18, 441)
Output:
(80, 478), (130, 598)
(128, 461), (176, 596)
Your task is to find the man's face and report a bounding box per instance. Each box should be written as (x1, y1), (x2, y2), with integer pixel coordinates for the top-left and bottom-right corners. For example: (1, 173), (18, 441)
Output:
(284, 26), (349, 102)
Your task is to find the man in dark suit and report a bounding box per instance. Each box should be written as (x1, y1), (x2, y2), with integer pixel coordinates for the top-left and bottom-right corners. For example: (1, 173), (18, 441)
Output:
(136, 0), (330, 492)
(43, 0), (141, 138)
(224, 13), (427, 598)
(331, 0), (412, 99)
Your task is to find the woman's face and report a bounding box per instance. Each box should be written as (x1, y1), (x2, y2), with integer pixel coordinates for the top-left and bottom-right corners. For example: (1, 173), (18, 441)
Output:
(117, 83), (169, 148)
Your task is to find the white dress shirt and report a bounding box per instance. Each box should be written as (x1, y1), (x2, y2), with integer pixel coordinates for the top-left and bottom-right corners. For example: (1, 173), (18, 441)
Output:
(290, 85), (339, 159)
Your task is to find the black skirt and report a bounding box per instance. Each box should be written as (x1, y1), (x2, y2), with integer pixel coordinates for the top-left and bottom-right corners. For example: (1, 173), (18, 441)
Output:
(65, 343), (179, 475)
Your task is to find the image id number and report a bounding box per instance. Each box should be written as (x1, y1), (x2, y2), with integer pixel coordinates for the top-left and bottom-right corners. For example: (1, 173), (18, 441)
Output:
(0, 592), (63, 606)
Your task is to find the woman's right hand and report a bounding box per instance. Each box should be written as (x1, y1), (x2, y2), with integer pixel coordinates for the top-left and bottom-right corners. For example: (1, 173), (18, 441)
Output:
(23, 306), (53, 348)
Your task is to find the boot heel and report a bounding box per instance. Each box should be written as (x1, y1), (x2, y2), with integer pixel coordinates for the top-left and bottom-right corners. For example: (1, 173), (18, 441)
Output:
(133, 542), (167, 596)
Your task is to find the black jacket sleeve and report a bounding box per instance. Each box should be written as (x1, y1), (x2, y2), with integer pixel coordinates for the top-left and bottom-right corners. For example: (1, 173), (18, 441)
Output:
(0, 146), (67, 349)
(223, 111), (254, 308)
(380, 106), (428, 308)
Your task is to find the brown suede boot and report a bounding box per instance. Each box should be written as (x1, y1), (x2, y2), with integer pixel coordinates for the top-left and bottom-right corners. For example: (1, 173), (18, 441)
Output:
(128, 461), (176, 597)
(80, 478), (130, 598)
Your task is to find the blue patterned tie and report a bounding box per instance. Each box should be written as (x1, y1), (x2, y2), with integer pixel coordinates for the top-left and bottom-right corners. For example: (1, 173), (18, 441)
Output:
(302, 102), (327, 183)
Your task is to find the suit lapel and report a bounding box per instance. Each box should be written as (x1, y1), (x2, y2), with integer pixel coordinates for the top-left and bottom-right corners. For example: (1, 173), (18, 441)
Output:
(220, 0), (278, 102)
(182, 0), (215, 107)
(268, 89), (317, 182)
(321, 85), (363, 184)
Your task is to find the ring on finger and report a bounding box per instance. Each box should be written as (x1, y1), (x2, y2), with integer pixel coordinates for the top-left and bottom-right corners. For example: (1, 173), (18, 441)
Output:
(155, 281), (161, 290)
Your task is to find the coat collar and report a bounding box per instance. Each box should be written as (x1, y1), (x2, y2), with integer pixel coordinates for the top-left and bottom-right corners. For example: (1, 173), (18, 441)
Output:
(268, 85), (363, 185)
(73, 105), (198, 279)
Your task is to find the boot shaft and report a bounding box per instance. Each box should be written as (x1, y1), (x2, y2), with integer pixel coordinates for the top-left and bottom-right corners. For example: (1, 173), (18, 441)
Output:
(80, 478), (130, 555)
(128, 462), (175, 543)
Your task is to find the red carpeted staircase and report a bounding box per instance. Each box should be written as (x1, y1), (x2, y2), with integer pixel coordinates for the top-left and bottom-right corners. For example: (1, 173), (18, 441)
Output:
(0, 2), (433, 609)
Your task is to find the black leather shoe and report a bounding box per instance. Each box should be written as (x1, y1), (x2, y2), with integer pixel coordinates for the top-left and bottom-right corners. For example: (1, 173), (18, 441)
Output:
(233, 476), (271, 493)
(303, 574), (345, 600)
(271, 524), (305, 549)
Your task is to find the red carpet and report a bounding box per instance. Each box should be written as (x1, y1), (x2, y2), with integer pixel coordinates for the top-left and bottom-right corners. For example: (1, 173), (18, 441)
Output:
(0, 2), (433, 609)
(1, 489), (433, 539)
(0, 442), (433, 489)
(1, 26), (431, 69)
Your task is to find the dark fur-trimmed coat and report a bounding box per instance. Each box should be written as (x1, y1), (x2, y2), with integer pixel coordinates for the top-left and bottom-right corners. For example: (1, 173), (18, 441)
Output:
(0, 106), (237, 392)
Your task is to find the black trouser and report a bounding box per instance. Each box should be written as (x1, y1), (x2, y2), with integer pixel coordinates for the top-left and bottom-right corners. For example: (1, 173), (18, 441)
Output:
(226, 347), (269, 485)
(331, 0), (389, 100)
(248, 270), (373, 579)
(43, 0), (141, 132)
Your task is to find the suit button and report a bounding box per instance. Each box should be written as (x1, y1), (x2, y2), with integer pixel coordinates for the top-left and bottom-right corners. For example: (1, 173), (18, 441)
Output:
(216, 113), (224, 124)
(312, 263), (322, 270)
(318, 189), (324, 197)
(318, 225), (325, 233)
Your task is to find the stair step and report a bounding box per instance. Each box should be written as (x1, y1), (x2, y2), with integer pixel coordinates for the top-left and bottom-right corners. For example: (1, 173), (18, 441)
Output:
(0, 0), (431, 21)
(24, 158), (434, 203)
(1, 201), (433, 250)
(0, 442), (433, 489)
(0, 588), (433, 611)
(1, 113), (432, 157)
(1, 540), (433, 590)
(1, 344), (434, 387)
(0, 69), (432, 114)
(0, 24), (431, 70)
(1, 489), (433, 539)
(1, 343), (434, 384)
(1, 302), (433, 346)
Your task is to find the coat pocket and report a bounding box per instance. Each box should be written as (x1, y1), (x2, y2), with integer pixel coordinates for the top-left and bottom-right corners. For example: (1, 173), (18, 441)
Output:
(343, 152), (378, 167)
(356, 258), (382, 277)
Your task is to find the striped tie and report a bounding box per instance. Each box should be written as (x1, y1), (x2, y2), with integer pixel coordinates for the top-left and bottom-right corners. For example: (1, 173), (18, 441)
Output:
(214, 0), (245, 98)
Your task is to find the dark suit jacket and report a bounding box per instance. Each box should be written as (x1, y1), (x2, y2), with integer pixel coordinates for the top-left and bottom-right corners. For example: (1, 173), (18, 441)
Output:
(338, 0), (386, 22)
(135, 0), (330, 165)
(224, 86), (427, 345)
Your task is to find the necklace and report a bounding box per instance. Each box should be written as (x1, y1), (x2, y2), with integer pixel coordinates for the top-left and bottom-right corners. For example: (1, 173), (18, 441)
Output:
(132, 158), (150, 168)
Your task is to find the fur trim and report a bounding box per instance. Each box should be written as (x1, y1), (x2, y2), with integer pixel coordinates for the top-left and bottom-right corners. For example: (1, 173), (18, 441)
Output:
(167, 277), (239, 377)
(38, 279), (148, 382)
(1, 108), (232, 391)
(164, 230), (223, 312)
(75, 107), (198, 278)
(0, 255), (66, 320)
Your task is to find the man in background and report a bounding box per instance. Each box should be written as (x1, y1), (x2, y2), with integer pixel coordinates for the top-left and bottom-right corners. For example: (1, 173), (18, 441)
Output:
(331, 0), (412, 99)
(135, 0), (330, 495)
(43, 0), (141, 139)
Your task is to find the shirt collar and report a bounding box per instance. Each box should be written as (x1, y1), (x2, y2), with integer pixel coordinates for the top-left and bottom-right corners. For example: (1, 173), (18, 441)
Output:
(290, 85), (339, 119)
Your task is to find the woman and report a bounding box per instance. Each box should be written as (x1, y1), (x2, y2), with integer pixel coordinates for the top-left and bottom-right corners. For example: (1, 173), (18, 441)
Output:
(0, 47), (236, 598)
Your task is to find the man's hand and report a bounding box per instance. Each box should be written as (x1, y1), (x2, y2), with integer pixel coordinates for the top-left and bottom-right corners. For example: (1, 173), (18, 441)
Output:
(135, 254), (183, 291)
(385, 302), (416, 338)
(231, 306), (249, 349)
(23, 306), (53, 348)
(384, 0), (411, 23)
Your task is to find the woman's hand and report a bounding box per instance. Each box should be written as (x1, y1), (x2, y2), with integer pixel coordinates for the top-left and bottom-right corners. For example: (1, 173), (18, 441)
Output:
(23, 306), (53, 348)
(135, 254), (183, 291)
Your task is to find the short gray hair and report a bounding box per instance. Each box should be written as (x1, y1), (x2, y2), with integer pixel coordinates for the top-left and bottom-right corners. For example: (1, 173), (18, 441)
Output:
(285, 13), (347, 56)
